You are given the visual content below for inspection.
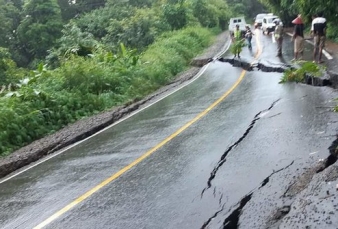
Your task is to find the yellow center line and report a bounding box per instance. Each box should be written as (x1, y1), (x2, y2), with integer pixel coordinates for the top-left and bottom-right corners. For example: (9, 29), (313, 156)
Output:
(34, 32), (262, 229)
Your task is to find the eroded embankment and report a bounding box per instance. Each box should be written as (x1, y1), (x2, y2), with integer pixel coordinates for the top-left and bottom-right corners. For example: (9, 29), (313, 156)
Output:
(192, 57), (338, 88)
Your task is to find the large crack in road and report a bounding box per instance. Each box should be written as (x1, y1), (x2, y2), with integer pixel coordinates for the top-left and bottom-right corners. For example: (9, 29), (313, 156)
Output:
(220, 137), (338, 229)
(222, 161), (294, 229)
(201, 99), (281, 197)
(193, 57), (335, 88)
(200, 161), (295, 229)
(216, 57), (293, 73)
(264, 137), (338, 228)
(197, 56), (338, 228)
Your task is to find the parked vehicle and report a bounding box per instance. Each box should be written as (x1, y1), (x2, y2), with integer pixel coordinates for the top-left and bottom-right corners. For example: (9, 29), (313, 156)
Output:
(261, 15), (279, 34)
(228, 17), (247, 37)
(254, 13), (267, 27)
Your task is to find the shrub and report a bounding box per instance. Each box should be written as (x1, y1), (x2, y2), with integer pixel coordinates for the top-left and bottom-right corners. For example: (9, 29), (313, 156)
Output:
(0, 26), (216, 156)
(280, 61), (323, 83)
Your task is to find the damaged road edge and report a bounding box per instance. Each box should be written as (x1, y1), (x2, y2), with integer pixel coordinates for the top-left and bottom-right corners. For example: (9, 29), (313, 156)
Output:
(200, 161), (294, 229)
(194, 57), (337, 88)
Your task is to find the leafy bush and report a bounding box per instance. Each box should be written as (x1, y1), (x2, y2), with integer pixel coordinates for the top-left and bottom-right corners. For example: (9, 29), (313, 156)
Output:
(280, 61), (323, 83)
(46, 22), (101, 68)
(162, 2), (188, 30)
(0, 26), (216, 156)
(103, 8), (169, 51)
(141, 27), (213, 84)
(326, 22), (338, 43)
(230, 39), (246, 56)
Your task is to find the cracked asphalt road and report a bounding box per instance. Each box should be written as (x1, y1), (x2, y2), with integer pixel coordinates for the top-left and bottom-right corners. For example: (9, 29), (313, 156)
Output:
(0, 31), (338, 229)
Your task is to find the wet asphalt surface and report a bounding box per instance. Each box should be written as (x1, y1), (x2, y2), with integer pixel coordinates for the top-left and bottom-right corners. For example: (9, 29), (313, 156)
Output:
(0, 31), (338, 229)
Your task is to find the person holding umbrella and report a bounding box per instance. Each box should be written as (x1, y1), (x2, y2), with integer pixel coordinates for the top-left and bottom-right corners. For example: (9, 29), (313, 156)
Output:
(291, 14), (305, 61)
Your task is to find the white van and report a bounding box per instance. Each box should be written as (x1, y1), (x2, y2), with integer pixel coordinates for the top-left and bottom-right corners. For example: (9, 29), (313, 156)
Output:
(228, 17), (247, 37)
(254, 13), (267, 27)
(261, 15), (279, 34)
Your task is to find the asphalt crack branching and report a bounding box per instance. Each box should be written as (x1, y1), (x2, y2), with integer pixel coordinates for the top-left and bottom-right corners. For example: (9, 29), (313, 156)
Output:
(216, 57), (293, 73)
(282, 180), (297, 198)
(222, 160), (294, 229)
(201, 99), (281, 197)
(316, 136), (338, 173)
(316, 154), (337, 173)
(200, 161), (294, 229)
(223, 194), (252, 229)
(267, 112), (282, 119)
(267, 205), (291, 228)
(219, 193), (224, 206)
(200, 203), (226, 229)
(259, 160), (294, 189)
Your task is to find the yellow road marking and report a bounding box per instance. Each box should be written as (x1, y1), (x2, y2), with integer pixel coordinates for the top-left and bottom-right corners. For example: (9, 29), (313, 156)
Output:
(34, 32), (262, 229)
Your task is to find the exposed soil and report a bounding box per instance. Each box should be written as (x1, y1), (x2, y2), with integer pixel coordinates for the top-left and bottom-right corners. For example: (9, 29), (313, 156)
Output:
(0, 31), (231, 179)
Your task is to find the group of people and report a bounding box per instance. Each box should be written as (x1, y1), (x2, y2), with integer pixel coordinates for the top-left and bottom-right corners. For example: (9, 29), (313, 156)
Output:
(231, 13), (327, 64)
(275, 12), (327, 63)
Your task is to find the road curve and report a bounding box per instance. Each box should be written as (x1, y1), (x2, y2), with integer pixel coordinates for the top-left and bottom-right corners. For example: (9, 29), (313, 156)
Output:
(0, 30), (337, 229)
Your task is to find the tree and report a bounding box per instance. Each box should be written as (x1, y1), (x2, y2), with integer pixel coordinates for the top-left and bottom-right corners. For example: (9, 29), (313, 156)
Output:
(73, 0), (106, 14)
(10, 0), (24, 9)
(227, 0), (265, 19)
(75, 4), (135, 39)
(102, 7), (170, 51)
(17, 0), (63, 62)
(192, 0), (223, 28)
(258, 0), (337, 23)
(0, 0), (22, 48)
(0, 47), (19, 85)
(46, 22), (100, 68)
(128, 0), (153, 7)
(57, 0), (77, 21)
(162, 0), (188, 30)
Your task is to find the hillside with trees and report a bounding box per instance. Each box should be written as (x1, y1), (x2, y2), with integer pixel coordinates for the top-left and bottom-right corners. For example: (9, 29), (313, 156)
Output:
(0, 0), (265, 156)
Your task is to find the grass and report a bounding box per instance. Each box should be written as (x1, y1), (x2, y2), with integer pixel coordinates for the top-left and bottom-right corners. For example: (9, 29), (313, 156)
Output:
(0, 26), (218, 157)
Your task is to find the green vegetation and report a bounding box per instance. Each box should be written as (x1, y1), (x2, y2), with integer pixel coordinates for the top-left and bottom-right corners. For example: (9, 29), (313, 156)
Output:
(279, 61), (324, 83)
(0, 0), (267, 156)
(0, 27), (214, 156)
(5, 0), (338, 156)
(230, 39), (246, 56)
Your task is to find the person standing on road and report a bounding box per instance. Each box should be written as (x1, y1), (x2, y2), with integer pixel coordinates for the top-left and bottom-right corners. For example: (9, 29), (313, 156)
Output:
(245, 25), (254, 50)
(291, 15), (304, 61)
(311, 12), (327, 63)
(273, 19), (283, 56)
(231, 24), (245, 58)
(232, 24), (241, 41)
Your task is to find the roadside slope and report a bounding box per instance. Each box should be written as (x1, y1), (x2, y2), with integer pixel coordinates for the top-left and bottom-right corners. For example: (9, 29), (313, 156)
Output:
(0, 31), (230, 179)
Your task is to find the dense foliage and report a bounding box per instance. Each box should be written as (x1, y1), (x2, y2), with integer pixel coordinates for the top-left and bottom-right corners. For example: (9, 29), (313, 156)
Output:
(3, 0), (270, 156)
(280, 61), (323, 83)
(0, 26), (215, 156)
